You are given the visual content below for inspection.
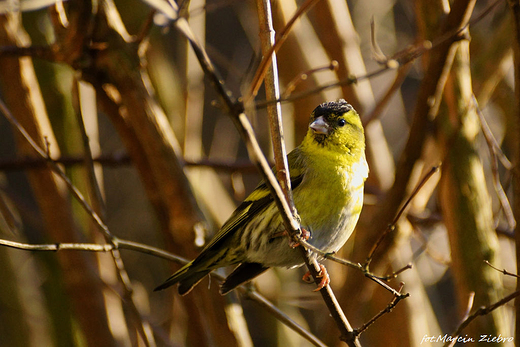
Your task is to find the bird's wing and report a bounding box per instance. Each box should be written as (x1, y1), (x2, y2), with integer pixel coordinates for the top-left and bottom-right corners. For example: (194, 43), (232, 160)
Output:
(153, 152), (306, 293)
(195, 157), (306, 259)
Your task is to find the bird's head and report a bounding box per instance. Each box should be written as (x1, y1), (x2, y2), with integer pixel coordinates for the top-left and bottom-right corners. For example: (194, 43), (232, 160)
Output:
(305, 99), (365, 155)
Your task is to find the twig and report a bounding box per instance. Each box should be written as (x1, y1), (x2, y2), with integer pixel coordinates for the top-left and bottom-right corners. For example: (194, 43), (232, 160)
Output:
(0, 155), (271, 173)
(0, 99), (116, 242)
(507, 0), (520, 341)
(256, 0), (295, 213)
(296, 236), (411, 296)
(354, 282), (409, 337)
(255, 2), (360, 345)
(173, 3), (361, 345)
(246, 0), (323, 102)
(362, 61), (413, 127)
(472, 96), (515, 230)
(243, 289), (328, 347)
(282, 61), (339, 98)
(370, 17), (393, 66)
(446, 292), (475, 347)
(0, 154), (132, 171)
(484, 260), (520, 279)
(366, 165), (441, 266)
(444, 290), (520, 347)
(256, 66), (392, 109)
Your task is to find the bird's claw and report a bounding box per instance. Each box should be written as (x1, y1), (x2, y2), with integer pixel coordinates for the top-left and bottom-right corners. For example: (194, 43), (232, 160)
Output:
(302, 270), (314, 283)
(302, 264), (330, 291)
(289, 228), (311, 248)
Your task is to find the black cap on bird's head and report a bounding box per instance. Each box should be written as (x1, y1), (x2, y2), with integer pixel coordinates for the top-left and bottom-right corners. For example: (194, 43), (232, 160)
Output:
(313, 99), (354, 120)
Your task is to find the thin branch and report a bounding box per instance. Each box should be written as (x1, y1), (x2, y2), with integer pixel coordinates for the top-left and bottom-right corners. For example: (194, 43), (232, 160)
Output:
(473, 97), (512, 169)
(256, 0), (295, 213)
(473, 96), (515, 230)
(282, 61), (339, 98)
(246, 0), (323, 102)
(256, 65), (393, 109)
(0, 155), (271, 173)
(444, 290), (520, 347)
(362, 61), (413, 127)
(370, 17), (391, 65)
(446, 292), (476, 347)
(254, 2), (360, 345)
(243, 290), (328, 347)
(0, 99), (116, 242)
(507, 0), (520, 342)
(0, 154), (132, 171)
(484, 260), (520, 279)
(354, 283), (409, 337)
(297, 236), (411, 297)
(0, 44), (56, 60)
(254, 0), (498, 110)
(366, 165), (441, 266)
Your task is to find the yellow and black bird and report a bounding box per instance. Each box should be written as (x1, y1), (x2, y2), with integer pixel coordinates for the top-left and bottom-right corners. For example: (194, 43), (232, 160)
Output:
(155, 99), (368, 295)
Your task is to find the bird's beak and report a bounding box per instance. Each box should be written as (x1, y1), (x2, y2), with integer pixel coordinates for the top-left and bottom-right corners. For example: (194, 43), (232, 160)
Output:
(310, 116), (329, 135)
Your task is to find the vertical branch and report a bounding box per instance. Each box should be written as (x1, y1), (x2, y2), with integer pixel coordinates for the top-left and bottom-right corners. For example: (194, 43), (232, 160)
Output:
(256, 0), (295, 214)
(246, 0), (322, 102)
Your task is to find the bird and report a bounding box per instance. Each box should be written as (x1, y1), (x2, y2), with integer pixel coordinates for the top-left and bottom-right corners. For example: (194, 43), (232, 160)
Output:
(154, 99), (368, 295)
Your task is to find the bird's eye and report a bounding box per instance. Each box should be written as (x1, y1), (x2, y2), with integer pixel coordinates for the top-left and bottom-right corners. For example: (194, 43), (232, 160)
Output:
(337, 118), (347, 127)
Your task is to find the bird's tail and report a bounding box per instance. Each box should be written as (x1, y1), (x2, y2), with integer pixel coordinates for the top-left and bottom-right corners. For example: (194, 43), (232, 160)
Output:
(154, 261), (211, 295)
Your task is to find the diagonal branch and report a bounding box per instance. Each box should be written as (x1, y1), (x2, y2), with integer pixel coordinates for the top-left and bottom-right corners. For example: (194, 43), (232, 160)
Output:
(444, 290), (520, 347)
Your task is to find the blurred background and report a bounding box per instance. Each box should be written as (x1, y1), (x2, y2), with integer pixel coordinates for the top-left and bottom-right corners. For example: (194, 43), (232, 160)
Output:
(0, 0), (517, 346)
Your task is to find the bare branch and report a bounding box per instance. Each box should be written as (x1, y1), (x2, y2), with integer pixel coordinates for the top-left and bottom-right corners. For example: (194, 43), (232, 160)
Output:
(354, 283), (409, 337)
(484, 260), (520, 279)
(473, 96), (515, 230)
(446, 292), (475, 347)
(444, 290), (520, 347)
(366, 165), (441, 266)
(246, 0), (323, 102)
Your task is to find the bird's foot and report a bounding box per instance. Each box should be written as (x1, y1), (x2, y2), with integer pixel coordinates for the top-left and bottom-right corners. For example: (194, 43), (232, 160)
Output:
(289, 228), (311, 248)
(302, 264), (330, 291)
